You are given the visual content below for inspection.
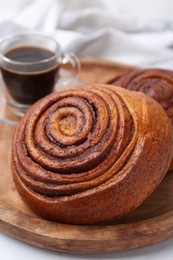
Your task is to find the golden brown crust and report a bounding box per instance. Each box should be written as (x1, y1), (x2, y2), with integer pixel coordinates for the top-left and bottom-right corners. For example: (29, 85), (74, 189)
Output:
(12, 84), (172, 224)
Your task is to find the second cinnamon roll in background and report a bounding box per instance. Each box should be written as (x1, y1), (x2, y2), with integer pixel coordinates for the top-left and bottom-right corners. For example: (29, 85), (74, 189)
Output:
(113, 69), (173, 172)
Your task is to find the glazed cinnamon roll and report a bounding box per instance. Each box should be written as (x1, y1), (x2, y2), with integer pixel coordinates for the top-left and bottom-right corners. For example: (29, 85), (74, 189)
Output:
(113, 69), (173, 171)
(12, 84), (172, 224)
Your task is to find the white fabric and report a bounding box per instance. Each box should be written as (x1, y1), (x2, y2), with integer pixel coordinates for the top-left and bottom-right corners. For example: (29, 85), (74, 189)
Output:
(0, 0), (173, 68)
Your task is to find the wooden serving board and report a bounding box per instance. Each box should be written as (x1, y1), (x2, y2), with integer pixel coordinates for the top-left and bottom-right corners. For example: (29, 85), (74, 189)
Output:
(1, 58), (173, 253)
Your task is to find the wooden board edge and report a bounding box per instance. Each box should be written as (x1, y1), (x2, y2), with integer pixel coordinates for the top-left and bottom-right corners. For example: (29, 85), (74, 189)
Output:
(1, 203), (173, 253)
(80, 58), (136, 70)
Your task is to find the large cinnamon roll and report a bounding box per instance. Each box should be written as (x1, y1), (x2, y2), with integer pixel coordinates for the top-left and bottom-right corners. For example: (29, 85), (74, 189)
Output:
(113, 69), (173, 171)
(12, 84), (172, 224)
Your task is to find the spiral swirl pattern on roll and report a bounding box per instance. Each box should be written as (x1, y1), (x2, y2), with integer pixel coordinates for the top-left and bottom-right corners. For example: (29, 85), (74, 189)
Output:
(114, 69), (173, 124)
(12, 84), (172, 224)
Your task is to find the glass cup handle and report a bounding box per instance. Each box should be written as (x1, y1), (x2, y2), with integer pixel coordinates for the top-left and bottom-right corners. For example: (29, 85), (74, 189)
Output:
(61, 52), (81, 78)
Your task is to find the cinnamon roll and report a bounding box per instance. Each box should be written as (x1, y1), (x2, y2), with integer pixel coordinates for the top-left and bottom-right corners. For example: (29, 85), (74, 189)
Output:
(12, 84), (172, 224)
(113, 69), (173, 171)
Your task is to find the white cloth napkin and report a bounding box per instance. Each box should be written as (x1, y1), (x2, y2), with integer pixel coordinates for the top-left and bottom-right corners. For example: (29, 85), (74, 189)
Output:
(0, 0), (173, 68)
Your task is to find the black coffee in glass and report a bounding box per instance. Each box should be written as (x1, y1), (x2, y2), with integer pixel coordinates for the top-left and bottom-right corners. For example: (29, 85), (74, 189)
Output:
(1, 46), (59, 105)
(0, 34), (80, 117)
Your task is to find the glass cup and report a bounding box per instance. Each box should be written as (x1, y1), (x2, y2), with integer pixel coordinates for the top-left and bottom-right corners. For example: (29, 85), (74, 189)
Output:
(0, 33), (81, 116)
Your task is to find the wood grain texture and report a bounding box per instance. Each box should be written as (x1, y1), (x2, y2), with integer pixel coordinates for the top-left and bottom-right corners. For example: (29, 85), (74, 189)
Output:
(0, 58), (173, 253)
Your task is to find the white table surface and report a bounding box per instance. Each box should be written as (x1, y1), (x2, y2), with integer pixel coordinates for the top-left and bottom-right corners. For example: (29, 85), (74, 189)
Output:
(0, 232), (173, 260)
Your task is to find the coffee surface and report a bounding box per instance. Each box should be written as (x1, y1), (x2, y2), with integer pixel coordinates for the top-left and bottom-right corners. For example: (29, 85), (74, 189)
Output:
(5, 46), (54, 63)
